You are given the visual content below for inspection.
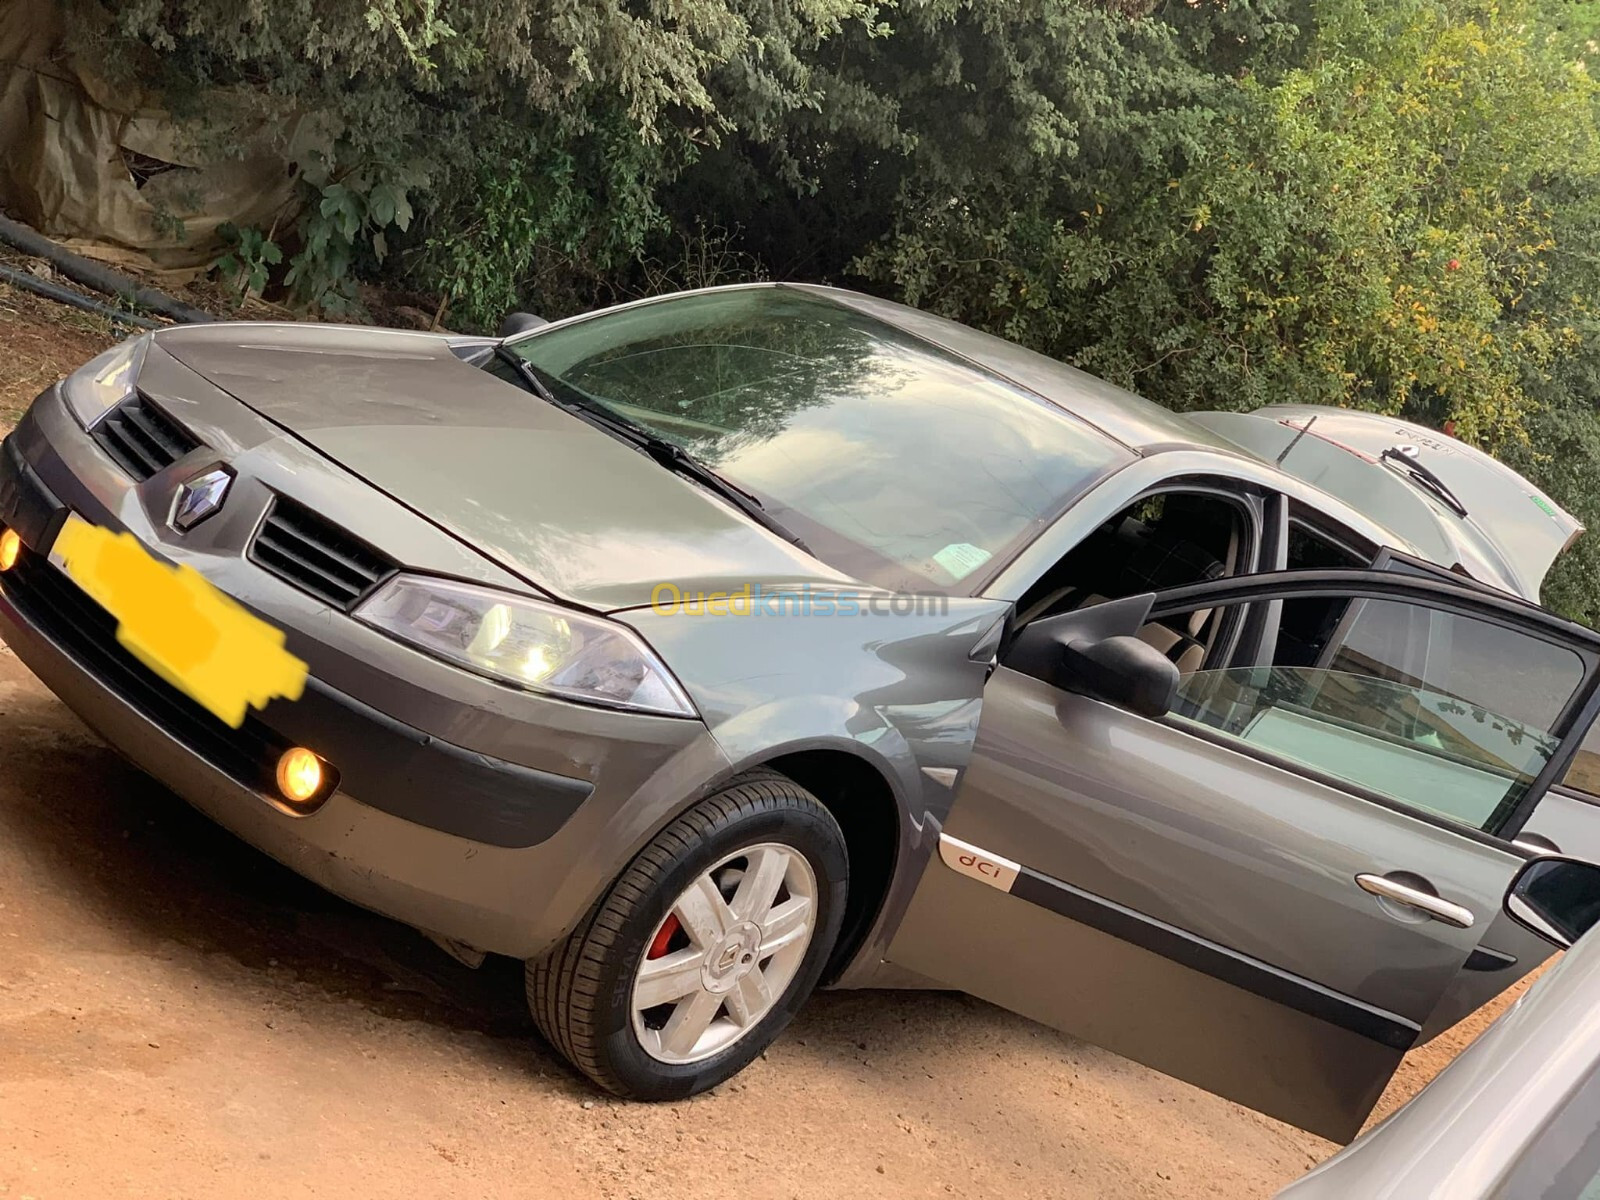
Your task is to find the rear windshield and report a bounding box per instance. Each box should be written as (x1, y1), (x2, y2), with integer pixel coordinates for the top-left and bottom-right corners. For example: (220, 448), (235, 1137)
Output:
(506, 287), (1130, 592)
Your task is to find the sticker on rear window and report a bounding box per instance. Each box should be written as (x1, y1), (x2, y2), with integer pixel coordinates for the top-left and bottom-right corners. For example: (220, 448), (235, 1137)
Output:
(932, 542), (993, 580)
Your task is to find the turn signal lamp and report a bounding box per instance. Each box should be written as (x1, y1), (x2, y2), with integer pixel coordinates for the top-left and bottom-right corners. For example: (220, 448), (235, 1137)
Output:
(0, 529), (21, 572)
(276, 747), (327, 805)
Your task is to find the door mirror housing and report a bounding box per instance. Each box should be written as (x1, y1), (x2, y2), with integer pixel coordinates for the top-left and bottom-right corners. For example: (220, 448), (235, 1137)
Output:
(1504, 855), (1600, 948)
(497, 311), (549, 338)
(1058, 634), (1178, 719)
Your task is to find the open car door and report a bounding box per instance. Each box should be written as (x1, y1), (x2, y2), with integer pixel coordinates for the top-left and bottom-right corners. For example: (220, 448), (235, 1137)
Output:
(1362, 546), (1600, 1035)
(884, 569), (1600, 1142)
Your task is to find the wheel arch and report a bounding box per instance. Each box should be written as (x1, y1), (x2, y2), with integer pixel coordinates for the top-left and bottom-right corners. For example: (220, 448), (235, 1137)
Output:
(756, 746), (904, 983)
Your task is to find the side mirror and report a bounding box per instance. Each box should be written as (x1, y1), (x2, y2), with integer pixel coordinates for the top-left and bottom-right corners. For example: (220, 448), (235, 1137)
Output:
(1058, 634), (1178, 719)
(497, 311), (549, 338)
(1504, 855), (1600, 948)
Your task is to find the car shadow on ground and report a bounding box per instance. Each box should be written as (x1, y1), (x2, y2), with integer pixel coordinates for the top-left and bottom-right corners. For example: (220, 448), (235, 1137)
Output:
(0, 670), (995, 1093)
(0, 688), (537, 1030)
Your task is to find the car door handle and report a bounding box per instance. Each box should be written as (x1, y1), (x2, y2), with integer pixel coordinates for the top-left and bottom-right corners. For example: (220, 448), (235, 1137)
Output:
(1356, 873), (1476, 929)
(1513, 833), (1562, 856)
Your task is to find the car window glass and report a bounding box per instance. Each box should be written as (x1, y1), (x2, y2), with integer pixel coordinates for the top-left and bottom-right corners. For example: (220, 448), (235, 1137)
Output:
(1560, 720), (1600, 798)
(1273, 524), (1367, 660)
(1164, 595), (1586, 832)
(505, 289), (1130, 593)
(1285, 522), (1367, 570)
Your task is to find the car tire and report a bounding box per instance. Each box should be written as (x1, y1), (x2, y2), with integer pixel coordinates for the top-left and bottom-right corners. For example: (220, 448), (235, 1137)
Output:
(527, 771), (848, 1100)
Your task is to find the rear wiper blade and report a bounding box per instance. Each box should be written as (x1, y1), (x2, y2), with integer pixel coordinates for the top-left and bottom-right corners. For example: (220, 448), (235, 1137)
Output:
(1381, 445), (1469, 519)
(497, 349), (811, 553)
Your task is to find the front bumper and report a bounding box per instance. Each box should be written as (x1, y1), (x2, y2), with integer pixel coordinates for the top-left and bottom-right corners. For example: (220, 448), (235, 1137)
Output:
(0, 530), (593, 848)
(0, 379), (733, 957)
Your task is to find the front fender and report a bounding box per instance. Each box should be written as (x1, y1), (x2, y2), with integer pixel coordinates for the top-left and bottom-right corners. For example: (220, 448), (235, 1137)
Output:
(704, 696), (920, 810)
(618, 595), (1004, 821)
(618, 597), (1005, 984)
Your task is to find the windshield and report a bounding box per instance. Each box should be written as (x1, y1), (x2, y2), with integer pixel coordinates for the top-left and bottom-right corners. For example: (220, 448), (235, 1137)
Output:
(504, 287), (1130, 592)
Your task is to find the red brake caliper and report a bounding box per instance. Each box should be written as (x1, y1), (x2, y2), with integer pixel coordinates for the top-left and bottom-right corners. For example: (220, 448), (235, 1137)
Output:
(647, 913), (681, 960)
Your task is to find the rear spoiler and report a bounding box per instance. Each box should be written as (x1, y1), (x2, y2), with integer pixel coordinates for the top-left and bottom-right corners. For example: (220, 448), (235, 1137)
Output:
(1192, 405), (1582, 600)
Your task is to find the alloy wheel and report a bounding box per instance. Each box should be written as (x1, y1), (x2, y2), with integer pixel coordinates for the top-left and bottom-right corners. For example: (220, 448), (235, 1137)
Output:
(630, 842), (818, 1065)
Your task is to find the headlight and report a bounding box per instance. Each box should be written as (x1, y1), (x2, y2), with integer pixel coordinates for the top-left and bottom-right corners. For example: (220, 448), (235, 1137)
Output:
(354, 574), (696, 717)
(62, 336), (148, 426)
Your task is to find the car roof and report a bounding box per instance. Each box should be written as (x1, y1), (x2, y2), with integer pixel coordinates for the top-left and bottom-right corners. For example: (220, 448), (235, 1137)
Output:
(799, 284), (1240, 456)
(795, 284), (1578, 601)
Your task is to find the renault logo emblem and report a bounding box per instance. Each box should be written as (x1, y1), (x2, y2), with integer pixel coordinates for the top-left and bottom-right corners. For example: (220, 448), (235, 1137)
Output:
(172, 467), (232, 531)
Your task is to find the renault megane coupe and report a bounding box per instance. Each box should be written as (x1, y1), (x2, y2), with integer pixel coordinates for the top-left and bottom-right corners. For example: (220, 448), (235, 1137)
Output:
(6, 282), (1600, 1140)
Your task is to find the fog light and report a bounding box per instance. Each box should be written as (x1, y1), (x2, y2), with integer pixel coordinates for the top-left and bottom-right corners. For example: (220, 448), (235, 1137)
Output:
(0, 529), (20, 572)
(276, 747), (325, 804)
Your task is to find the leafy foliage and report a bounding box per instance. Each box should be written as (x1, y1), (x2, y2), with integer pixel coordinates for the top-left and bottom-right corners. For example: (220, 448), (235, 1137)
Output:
(66, 0), (1600, 621)
(855, 0), (1598, 445)
(416, 111), (677, 330)
(282, 158), (420, 315)
(214, 224), (283, 302)
(73, 0), (884, 318)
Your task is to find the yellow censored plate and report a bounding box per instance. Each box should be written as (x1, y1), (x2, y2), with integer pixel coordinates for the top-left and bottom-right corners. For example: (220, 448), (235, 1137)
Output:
(48, 513), (307, 728)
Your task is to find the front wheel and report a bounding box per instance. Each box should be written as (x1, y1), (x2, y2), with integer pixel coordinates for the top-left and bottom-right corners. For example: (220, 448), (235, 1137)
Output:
(527, 772), (849, 1099)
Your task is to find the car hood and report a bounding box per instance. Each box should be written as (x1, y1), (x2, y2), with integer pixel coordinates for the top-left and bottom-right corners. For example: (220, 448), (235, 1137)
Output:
(154, 323), (848, 611)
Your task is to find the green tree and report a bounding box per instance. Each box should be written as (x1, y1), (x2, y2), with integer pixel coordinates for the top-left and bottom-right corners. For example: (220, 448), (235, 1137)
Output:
(66, 0), (1600, 623)
(73, 0), (881, 318)
(857, 0), (1600, 448)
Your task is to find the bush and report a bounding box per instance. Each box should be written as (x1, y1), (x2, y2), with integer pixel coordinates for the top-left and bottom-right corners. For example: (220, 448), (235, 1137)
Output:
(66, 0), (1600, 621)
(72, 0), (881, 322)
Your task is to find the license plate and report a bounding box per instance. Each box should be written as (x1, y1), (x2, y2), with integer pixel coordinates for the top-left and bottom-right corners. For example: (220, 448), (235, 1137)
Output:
(44, 510), (86, 573)
(47, 512), (306, 727)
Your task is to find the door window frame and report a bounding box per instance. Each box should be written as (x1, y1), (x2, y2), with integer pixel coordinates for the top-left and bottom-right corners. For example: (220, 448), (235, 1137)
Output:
(1281, 500), (1376, 570)
(983, 459), (1278, 605)
(1141, 570), (1600, 847)
(1003, 478), (1265, 635)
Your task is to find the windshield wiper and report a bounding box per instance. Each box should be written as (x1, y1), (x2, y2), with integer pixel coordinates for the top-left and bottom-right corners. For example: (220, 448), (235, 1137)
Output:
(494, 349), (811, 552)
(1381, 445), (1469, 519)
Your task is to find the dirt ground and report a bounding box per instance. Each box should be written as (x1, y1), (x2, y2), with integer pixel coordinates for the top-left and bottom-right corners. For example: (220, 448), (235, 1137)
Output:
(0, 278), (1530, 1199)
(0, 271), (124, 422)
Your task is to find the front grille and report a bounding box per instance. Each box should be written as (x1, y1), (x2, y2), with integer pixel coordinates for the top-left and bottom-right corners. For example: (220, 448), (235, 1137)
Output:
(90, 392), (201, 480)
(1, 548), (285, 793)
(248, 496), (396, 610)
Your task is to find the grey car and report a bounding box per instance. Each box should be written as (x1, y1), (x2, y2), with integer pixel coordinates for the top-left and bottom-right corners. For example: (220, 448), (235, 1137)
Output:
(5, 282), (1600, 1136)
(1281, 854), (1600, 1198)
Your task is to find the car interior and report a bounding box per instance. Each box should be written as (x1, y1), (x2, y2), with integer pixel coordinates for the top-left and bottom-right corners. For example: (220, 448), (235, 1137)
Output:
(1014, 491), (1247, 672)
(1270, 523), (1370, 667)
